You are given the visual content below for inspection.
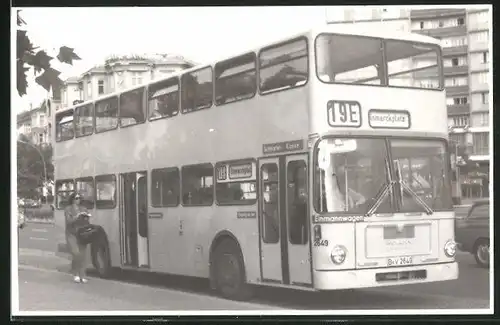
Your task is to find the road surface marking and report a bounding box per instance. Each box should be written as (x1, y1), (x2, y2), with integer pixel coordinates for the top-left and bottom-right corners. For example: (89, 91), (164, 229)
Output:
(29, 237), (48, 241)
(31, 228), (48, 233)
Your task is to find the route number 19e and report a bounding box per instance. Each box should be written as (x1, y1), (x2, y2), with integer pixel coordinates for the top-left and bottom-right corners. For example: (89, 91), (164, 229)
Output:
(327, 100), (362, 127)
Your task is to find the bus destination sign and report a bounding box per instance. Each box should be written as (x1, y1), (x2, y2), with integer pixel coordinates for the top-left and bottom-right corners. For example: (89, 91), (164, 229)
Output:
(229, 163), (253, 179)
(237, 211), (257, 219)
(368, 109), (411, 129)
(263, 140), (304, 155)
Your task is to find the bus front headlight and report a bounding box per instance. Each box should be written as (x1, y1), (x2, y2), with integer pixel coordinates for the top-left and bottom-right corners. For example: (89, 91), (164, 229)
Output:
(330, 245), (347, 265)
(444, 240), (457, 257)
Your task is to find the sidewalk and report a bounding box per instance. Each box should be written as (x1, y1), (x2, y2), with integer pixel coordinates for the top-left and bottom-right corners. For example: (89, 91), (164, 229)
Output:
(17, 265), (278, 312)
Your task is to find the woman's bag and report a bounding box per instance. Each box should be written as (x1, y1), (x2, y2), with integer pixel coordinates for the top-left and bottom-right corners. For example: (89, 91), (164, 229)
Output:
(76, 224), (101, 245)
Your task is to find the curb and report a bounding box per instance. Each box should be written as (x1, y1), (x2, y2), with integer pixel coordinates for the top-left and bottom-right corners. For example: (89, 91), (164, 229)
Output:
(26, 218), (55, 224)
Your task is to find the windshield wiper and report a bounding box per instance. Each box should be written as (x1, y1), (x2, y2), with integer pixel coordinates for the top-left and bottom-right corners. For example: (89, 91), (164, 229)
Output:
(365, 181), (396, 217)
(399, 180), (434, 215)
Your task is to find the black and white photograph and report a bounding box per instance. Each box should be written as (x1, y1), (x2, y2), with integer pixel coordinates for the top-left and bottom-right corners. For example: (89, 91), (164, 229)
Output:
(12, 5), (492, 317)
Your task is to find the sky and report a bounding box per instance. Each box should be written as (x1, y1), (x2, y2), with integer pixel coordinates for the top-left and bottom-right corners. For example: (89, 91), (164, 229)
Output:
(13, 6), (333, 112)
(13, 5), (481, 113)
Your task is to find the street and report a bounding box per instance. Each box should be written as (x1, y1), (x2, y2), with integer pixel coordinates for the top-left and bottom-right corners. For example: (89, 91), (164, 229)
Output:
(16, 221), (490, 312)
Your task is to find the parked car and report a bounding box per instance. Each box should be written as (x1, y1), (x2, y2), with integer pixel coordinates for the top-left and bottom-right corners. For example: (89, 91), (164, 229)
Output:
(455, 199), (490, 268)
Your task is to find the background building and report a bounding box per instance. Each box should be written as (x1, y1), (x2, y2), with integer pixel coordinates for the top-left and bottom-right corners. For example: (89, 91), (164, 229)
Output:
(16, 101), (51, 147)
(57, 53), (196, 110)
(326, 6), (491, 200)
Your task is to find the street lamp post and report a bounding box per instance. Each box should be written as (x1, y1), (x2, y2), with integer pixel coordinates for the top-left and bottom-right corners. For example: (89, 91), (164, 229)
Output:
(17, 139), (47, 198)
(449, 139), (462, 204)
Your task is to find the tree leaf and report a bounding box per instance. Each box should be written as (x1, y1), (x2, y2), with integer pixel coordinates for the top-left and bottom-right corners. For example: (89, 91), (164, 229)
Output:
(33, 50), (54, 70)
(57, 46), (81, 65)
(17, 10), (26, 26)
(17, 60), (29, 96)
(35, 67), (63, 92)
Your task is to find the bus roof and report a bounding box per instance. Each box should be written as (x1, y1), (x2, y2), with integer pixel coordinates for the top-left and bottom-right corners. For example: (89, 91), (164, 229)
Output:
(56, 24), (441, 114)
(311, 24), (441, 45)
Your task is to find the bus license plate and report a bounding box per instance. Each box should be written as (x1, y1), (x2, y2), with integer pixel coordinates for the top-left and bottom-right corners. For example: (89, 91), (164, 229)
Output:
(387, 256), (413, 267)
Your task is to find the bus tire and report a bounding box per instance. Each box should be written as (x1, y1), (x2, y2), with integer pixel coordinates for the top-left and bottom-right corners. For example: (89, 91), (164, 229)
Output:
(213, 238), (253, 301)
(91, 237), (112, 278)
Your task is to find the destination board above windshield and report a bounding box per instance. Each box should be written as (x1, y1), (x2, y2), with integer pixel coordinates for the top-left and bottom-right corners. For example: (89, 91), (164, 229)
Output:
(326, 100), (411, 130)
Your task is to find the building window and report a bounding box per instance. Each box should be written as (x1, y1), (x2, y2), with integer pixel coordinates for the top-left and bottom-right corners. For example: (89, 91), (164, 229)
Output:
(472, 132), (489, 155)
(482, 52), (489, 63)
(452, 115), (469, 127)
(87, 80), (92, 98)
(457, 17), (465, 25)
(445, 77), (468, 87)
(449, 133), (466, 147)
(438, 20), (444, 28)
(473, 72), (488, 84)
(39, 133), (44, 144)
(131, 72), (143, 86)
(420, 21), (424, 29)
(39, 114), (45, 126)
(98, 80), (104, 95)
(447, 96), (468, 105)
(472, 112), (489, 127)
(481, 92), (489, 104)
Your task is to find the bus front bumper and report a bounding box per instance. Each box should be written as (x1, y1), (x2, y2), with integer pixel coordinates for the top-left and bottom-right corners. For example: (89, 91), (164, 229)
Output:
(313, 262), (458, 290)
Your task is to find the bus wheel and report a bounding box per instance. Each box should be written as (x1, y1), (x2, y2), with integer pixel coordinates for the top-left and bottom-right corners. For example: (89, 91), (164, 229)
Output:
(91, 239), (112, 278)
(473, 238), (489, 268)
(213, 239), (253, 301)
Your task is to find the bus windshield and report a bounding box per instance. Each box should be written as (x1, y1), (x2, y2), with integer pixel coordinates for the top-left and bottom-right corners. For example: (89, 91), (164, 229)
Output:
(315, 137), (452, 214)
(315, 34), (442, 89)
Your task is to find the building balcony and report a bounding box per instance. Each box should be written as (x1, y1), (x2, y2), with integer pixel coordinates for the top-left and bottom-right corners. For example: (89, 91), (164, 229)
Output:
(468, 41), (488, 52)
(410, 8), (466, 20)
(413, 25), (467, 38)
(442, 45), (468, 57)
(469, 61), (489, 72)
(467, 21), (489, 32)
(443, 65), (469, 76)
(447, 103), (470, 115)
(471, 103), (489, 113)
(470, 82), (489, 93)
(445, 85), (469, 96)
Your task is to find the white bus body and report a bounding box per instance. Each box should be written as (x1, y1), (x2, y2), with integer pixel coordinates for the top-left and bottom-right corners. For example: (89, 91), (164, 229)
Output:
(52, 25), (458, 300)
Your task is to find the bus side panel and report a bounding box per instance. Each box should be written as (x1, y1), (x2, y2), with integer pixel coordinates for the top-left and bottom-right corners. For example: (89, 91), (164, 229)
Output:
(93, 208), (121, 268)
(207, 205), (261, 284)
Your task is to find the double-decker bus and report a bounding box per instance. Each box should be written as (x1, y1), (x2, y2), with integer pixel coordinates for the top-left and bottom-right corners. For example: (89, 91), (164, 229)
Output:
(53, 25), (458, 300)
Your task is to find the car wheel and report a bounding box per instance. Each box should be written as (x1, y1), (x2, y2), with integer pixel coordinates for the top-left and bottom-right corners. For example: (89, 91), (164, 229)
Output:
(473, 238), (489, 268)
(213, 239), (253, 301)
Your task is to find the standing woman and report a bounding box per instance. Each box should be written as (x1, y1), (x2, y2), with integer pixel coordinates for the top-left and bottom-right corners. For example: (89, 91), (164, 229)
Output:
(65, 192), (90, 283)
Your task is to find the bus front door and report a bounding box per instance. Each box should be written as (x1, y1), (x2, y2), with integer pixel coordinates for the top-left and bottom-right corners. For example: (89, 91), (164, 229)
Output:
(259, 155), (312, 287)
